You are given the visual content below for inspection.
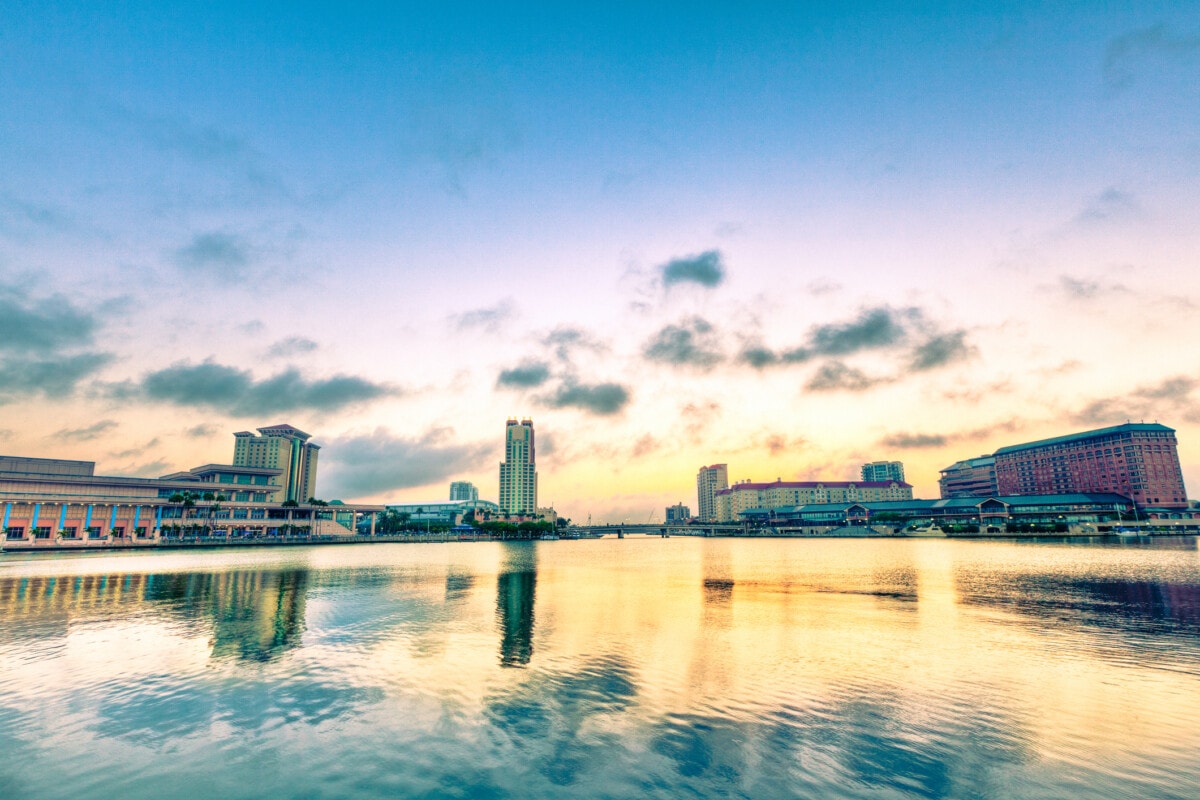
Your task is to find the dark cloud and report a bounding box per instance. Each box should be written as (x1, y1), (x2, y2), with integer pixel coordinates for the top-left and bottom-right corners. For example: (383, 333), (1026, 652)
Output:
(52, 420), (119, 442)
(0, 283), (98, 354)
(0, 353), (115, 404)
(810, 307), (910, 355)
(908, 330), (973, 371)
(266, 336), (319, 359)
(880, 432), (949, 449)
(545, 380), (630, 416)
(453, 300), (515, 333)
(660, 250), (726, 288)
(497, 361), (552, 389)
(173, 232), (250, 278)
(805, 362), (887, 393)
(322, 428), (492, 498)
(132, 360), (395, 416)
(740, 306), (916, 370)
(1104, 24), (1200, 90)
(643, 317), (723, 369)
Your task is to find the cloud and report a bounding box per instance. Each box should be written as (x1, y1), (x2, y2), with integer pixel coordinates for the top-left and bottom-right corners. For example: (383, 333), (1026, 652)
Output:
(130, 360), (396, 416)
(908, 330), (973, 371)
(109, 438), (160, 459)
(1058, 274), (1131, 301)
(184, 423), (218, 438)
(740, 306), (915, 369)
(52, 420), (119, 442)
(1075, 187), (1140, 224)
(1073, 375), (1200, 426)
(660, 250), (726, 288)
(810, 307), (910, 355)
(542, 326), (606, 361)
(0, 352), (115, 404)
(173, 232), (250, 278)
(1104, 24), (1200, 90)
(121, 459), (173, 478)
(453, 300), (515, 333)
(545, 380), (630, 415)
(631, 434), (659, 458)
(643, 317), (723, 369)
(322, 428), (492, 498)
(880, 432), (949, 449)
(805, 362), (887, 393)
(265, 336), (319, 359)
(237, 320), (266, 335)
(496, 361), (552, 389)
(0, 283), (99, 354)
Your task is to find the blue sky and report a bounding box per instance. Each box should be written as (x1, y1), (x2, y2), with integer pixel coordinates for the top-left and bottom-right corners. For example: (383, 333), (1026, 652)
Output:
(3, 2), (1200, 519)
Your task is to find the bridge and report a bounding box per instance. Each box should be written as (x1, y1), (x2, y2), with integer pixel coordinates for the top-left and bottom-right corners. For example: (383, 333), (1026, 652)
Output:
(567, 523), (900, 539)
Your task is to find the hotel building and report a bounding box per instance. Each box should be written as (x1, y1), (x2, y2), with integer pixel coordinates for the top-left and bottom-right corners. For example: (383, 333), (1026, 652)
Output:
(499, 419), (537, 515)
(939, 456), (999, 498)
(233, 424), (319, 503)
(714, 479), (913, 522)
(993, 423), (1187, 509)
(696, 464), (729, 522)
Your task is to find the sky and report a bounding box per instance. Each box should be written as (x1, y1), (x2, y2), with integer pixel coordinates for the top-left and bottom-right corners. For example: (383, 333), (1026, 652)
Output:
(2, 1), (1200, 522)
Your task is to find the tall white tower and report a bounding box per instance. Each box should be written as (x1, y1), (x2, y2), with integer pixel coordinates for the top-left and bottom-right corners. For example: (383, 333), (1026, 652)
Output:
(499, 418), (537, 514)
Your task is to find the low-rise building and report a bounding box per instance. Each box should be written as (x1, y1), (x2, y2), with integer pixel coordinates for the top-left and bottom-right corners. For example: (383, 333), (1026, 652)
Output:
(714, 480), (913, 522)
(939, 456), (998, 498)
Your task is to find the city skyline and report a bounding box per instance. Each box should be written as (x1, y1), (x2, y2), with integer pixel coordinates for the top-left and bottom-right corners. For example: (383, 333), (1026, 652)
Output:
(3, 4), (1200, 522)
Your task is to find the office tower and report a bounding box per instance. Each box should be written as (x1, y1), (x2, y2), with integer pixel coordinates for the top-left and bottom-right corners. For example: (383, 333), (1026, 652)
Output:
(499, 418), (537, 514)
(696, 464), (729, 522)
(232, 424), (319, 503)
(993, 423), (1187, 508)
(450, 481), (479, 502)
(861, 460), (905, 483)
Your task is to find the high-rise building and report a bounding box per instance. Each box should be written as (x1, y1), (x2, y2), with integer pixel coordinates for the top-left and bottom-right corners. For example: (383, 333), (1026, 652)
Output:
(449, 481), (479, 502)
(499, 419), (537, 514)
(666, 503), (691, 523)
(939, 456), (998, 498)
(696, 464), (729, 522)
(232, 424), (320, 503)
(861, 460), (905, 483)
(992, 423), (1187, 508)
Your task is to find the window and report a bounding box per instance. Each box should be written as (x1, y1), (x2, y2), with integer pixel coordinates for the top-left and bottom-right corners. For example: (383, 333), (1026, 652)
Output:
(33, 527), (51, 539)
(87, 526), (102, 539)
(5, 527), (25, 540)
(61, 526), (78, 539)
(135, 527), (148, 538)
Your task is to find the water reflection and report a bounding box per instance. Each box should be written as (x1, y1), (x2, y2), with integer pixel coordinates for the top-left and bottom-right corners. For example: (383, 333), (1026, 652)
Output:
(496, 543), (537, 667)
(0, 538), (1198, 799)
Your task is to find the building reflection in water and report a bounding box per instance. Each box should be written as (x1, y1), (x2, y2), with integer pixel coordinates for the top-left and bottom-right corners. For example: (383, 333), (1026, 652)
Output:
(0, 567), (311, 663)
(496, 542), (538, 667)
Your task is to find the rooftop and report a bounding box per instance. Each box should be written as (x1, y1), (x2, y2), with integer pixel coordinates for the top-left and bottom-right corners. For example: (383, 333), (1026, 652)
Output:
(993, 423), (1175, 456)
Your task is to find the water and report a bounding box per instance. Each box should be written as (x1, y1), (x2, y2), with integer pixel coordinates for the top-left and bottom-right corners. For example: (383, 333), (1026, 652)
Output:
(1, 537), (1198, 799)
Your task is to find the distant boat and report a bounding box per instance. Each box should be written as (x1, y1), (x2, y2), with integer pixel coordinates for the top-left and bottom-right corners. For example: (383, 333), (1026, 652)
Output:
(541, 533), (560, 541)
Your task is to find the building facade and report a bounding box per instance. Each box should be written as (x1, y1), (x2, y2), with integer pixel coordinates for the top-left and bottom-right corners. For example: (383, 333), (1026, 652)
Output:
(665, 502), (691, 523)
(449, 481), (479, 502)
(714, 480), (913, 522)
(696, 464), (729, 522)
(992, 423), (1187, 509)
(233, 424), (320, 503)
(939, 456), (998, 498)
(1, 454), (380, 548)
(861, 461), (905, 483)
(499, 419), (538, 514)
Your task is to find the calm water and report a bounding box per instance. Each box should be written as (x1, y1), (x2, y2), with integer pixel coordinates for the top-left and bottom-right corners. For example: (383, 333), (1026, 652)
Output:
(1, 537), (1199, 800)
